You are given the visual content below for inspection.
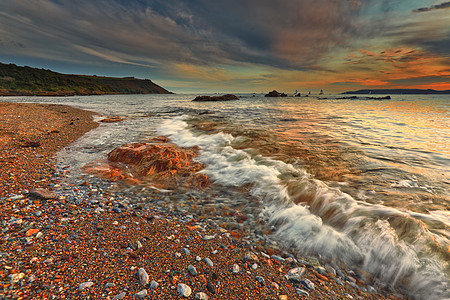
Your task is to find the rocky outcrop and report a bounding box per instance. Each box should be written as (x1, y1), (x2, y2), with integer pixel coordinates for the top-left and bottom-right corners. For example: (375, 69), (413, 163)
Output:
(192, 94), (238, 102)
(83, 136), (209, 189)
(264, 90), (287, 97)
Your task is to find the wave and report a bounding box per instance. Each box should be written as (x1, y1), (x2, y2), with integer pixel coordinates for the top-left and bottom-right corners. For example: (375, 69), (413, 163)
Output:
(158, 116), (449, 300)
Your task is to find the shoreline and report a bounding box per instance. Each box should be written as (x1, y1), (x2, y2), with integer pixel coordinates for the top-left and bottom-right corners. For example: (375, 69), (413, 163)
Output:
(0, 102), (408, 299)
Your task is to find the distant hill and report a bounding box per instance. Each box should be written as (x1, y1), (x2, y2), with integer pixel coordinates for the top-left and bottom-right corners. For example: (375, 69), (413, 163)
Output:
(343, 89), (450, 95)
(0, 63), (172, 96)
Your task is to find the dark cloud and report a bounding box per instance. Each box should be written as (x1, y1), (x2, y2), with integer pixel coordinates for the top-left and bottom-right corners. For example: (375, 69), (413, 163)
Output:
(412, 1), (450, 13)
(0, 0), (361, 71)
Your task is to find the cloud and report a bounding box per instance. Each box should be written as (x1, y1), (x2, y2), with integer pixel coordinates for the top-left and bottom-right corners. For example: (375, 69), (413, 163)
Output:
(412, 1), (450, 13)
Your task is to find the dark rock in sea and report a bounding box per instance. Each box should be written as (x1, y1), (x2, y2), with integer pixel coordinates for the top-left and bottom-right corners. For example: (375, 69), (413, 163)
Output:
(192, 94), (239, 102)
(264, 90), (287, 97)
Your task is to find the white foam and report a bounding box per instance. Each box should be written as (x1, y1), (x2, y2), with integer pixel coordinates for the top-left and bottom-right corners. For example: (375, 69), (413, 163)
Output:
(158, 116), (449, 300)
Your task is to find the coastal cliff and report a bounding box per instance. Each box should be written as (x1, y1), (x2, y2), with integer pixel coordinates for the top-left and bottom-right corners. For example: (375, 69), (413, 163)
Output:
(0, 63), (172, 96)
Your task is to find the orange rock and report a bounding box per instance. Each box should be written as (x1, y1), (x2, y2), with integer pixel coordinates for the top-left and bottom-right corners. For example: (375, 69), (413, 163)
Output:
(25, 229), (39, 237)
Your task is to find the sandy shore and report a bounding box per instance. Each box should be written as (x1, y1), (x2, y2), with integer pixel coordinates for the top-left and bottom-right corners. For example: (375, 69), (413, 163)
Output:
(0, 102), (408, 299)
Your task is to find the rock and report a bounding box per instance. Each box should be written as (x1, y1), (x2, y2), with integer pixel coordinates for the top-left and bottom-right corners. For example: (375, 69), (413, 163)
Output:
(182, 247), (190, 255)
(255, 276), (265, 285)
(105, 283), (116, 288)
(101, 116), (124, 123)
(134, 289), (147, 299)
(177, 283), (192, 297)
(296, 288), (309, 297)
(271, 282), (279, 289)
(232, 263), (240, 273)
(78, 281), (94, 291)
(243, 252), (259, 262)
(271, 255), (285, 263)
(192, 94), (239, 102)
(112, 292), (126, 299)
(300, 278), (315, 291)
(150, 280), (159, 289)
(29, 188), (58, 200)
(204, 235), (215, 240)
(204, 257), (214, 267)
(20, 141), (41, 148)
(279, 296), (288, 300)
(138, 268), (149, 286)
(252, 263), (258, 269)
(8, 273), (25, 283)
(196, 256), (202, 262)
(285, 267), (306, 282)
(195, 292), (209, 299)
(85, 141), (209, 189)
(136, 240), (143, 249)
(264, 90), (287, 97)
(187, 265), (197, 276)
(206, 281), (215, 294)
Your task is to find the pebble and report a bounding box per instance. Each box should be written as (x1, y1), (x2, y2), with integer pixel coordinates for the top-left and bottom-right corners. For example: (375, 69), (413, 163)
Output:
(255, 276), (265, 285)
(134, 289), (147, 299)
(150, 280), (159, 289)
(138, 268), (149, 286)
(196, 256), (202, 262)
(136, 240), (143, 249)
(252, 263), (258, 269)
(182, 247), (190, 255)
(300, 278), (315, 291)
(112, 292), (126, 299)
(232, 263), (240, 273)
(271, 255), (285, 263)
(296, 288), (309, 297)
(244, 251), (259, 262)
(206, 281), (215, 294)
(279, 295), (288, 300)
(177, 283), (192, 297)
(188, 265), (197, 276)
(285, 267), (305, 282)
(204, 235), (215, 240)
(78, 281), (94, 291)
(105, 283), (116, 288)
(195, 292), (209, 300)
(204, 257), (214, 267)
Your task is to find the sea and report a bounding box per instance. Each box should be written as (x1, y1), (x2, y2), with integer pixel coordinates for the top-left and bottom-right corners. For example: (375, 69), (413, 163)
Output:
(4, 94), (449, 299)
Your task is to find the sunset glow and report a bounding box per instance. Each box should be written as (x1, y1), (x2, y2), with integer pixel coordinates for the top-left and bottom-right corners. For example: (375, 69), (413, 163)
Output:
(0, 0), (448, 93)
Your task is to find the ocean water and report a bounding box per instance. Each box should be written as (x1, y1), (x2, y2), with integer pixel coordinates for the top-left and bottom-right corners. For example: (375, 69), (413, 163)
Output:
(5, 94), (449, 299)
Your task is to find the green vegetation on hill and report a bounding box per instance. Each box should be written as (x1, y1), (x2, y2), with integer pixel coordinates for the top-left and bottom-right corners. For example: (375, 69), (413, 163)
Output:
(0, 63), (172, 96)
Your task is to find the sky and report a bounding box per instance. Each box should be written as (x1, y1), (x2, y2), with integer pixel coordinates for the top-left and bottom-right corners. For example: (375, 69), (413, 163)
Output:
(0, 0), (449, 93)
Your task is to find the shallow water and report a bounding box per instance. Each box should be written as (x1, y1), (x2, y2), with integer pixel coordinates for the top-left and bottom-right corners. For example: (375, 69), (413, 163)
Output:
(4, 94), (449, 299)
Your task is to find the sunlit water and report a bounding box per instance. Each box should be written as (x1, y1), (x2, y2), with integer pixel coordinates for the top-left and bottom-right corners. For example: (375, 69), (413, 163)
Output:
(4, 94), (449, 299)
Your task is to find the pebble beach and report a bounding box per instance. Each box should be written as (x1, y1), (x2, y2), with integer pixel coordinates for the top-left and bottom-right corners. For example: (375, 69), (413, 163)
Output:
(0, 102), (408, 299)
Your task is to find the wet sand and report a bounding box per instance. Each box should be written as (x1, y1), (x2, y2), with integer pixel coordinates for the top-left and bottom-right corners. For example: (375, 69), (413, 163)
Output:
(0, 102), (407, 299)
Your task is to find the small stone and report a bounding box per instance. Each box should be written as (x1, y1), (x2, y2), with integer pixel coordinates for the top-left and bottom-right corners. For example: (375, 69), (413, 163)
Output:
(271, 282), (279, 289)
(195, 292), (209, 300)
(232, 263), (240, 273)
(279, 295), (288, 300)
(177, 283), (192, 297)
(252, 263), (258, 269)
(206, 281), (215, 294)
(29, 188), (58, 200)
(296, 288), (309, 297)
(300, 278), (315, 291)
(150, 280), (159, 289)
(8, 273), (25, 283)
(175, 252), (182, 258)
(136, 241), (143, 249)
(105, 283), (116, 288)
(285, 267), (306, 282)
(187, 265), (197, 276)
(211, 250), (218, 254)
(35, 232), (43, 238)
(112, 292), (126, 299)
(204, 257), (214, 267)
(204, 235), (215, 240)
(138, 268), (149, 286)
(271, 255), (285, 263)
(255, 276), (265, 285)
(112, 207), (121, 213)
(196, 256), (202, 262)
(78, 281), (94, 291)
(244, 252), (259, 262)
(134, 289), (147, 299)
